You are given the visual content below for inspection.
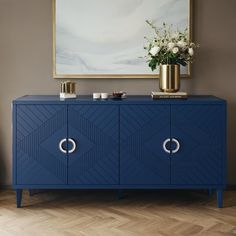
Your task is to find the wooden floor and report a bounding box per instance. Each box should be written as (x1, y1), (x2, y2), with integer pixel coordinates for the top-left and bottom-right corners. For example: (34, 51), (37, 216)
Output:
(0, 189), (236, 236)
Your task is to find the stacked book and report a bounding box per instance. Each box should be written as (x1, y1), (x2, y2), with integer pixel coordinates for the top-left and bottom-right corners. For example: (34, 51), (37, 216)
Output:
(151, 91), (188, 99)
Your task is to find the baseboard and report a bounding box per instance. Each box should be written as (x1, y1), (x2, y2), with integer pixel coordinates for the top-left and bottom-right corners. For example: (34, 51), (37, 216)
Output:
(0, 185), (12, 189)
(227, 185), (236, 190)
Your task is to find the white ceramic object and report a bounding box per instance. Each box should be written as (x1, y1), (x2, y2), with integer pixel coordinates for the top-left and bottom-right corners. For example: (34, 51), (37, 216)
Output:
(101, 93), (108, 100)
(93, 93), (101, 100)
(60, 93), (77, 99)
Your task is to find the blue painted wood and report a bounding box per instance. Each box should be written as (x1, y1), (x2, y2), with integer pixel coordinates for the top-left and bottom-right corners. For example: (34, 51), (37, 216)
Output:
(12, 95), (227, 208)
(16, 105), (68, 185)
(171, 105), (225, 185)
(68, 105), (119, 185)
(13, 95), (226, 105)
(12, 103), (17, 186)
(16, 189), (23, 208)
(29, 189), (34, 196)
(12, 184), (225, 189)
(120, 105), (171, 185)
(217, 189), (223, 208)
(208, 189), (213, 196)
(117, 189), (125, 200)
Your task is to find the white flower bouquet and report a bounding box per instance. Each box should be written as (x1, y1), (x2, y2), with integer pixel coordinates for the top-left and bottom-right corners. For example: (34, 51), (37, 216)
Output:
(144, 21), (199, 71)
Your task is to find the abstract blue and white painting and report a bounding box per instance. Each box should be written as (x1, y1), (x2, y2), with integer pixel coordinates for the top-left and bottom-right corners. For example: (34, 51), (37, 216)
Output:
(54, 0), (190, 78)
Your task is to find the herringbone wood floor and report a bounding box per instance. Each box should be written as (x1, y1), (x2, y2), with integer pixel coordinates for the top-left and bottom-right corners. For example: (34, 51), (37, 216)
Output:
(0, 190), (236, 236)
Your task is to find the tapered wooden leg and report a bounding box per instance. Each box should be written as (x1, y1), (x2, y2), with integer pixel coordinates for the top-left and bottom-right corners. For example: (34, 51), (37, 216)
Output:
(117, 189), (124, 200)
(29, 189), (34, 196)
(217, 189), (223, 208)
(208, 189), (213, 196)
(16, 189), (23, 208)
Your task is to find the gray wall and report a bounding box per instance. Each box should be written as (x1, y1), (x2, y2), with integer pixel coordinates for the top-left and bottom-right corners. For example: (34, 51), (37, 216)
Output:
(0, 0), (236, 185)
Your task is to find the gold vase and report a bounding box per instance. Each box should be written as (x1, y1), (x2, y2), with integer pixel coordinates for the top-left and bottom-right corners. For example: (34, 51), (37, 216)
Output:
(159, 64), (180, 93)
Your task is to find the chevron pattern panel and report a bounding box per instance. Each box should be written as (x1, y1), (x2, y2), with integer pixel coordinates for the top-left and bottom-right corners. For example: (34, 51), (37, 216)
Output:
(68, 105), (119, 185)
(120, 105), (171, 185)
(171, 105), (224, 185)
(16, 105), (67, 185)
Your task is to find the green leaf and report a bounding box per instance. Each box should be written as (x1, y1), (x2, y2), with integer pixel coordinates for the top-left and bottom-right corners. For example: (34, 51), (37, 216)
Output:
(148, 58), (158, 71)
(177, 59), (187, 66)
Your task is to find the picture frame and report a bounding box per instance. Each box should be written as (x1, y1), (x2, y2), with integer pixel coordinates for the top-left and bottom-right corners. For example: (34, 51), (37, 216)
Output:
(53, 0), (192, 79)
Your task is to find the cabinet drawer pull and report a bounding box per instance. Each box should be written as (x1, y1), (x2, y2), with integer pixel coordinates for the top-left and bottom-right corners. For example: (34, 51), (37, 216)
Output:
(68, 138), (76, 153)
(172, 138), (180, 154)
(59, 138), (67, 154)
(163, 138), (171, 154)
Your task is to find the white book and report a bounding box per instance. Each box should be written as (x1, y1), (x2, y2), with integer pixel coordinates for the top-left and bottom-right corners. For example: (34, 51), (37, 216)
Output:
(151, 91), (188, 99)
(60, 93), (77, 99)
(151, 91), (187, 96)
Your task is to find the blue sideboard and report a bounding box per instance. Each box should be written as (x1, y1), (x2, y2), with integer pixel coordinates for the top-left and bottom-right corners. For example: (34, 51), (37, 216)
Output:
(12, 95), (227, 208)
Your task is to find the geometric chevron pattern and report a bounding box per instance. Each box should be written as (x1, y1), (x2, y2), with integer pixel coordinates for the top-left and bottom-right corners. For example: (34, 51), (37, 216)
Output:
(171, 105), (224, 185)
(68, 105), (119, 184)
(120, 105), (171, 185)
(16, 105), (67, 185)
(15, 104), (224, 187)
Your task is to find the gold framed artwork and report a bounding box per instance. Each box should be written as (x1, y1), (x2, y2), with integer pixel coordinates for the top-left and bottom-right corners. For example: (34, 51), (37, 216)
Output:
(53, 0), (192, 79)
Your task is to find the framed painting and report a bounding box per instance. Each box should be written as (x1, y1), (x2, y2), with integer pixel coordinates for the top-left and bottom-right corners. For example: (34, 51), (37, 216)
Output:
(53, 0), (192, 78)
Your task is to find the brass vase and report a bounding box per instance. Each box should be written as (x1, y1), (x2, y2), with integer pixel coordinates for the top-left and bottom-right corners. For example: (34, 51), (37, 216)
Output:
(159, 64), (180, 93)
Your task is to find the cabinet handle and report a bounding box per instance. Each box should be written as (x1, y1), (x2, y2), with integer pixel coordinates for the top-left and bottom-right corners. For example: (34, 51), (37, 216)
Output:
(172, 138), (180, 154)
(59, 138), (67, 154)
(68, 138), (76, 153)
(163, 138), (171, 154)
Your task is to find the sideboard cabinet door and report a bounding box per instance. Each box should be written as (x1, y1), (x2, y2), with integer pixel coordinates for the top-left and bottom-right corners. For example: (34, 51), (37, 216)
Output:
(120, 105), (171, 185)
(171, 105), (225, 185)
(16, 105), (67, 185)
(68, 105), (119, 185)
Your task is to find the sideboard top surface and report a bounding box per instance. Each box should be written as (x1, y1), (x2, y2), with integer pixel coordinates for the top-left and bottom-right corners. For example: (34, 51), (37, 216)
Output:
(13, 95), (226, 105)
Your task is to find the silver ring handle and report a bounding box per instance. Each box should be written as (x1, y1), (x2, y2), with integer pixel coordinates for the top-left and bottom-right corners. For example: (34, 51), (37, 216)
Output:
(59, 138), (67, 154)
(68, 138), (76, 153)
(163, 138), (171, 154)
(172, 138), (180, 154)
